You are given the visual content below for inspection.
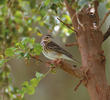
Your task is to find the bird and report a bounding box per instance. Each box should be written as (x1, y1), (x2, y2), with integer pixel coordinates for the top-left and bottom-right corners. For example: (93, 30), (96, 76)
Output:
(40, 34), (80, 64)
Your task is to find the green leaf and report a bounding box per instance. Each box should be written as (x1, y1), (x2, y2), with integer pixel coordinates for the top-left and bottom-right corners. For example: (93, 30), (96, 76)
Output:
(50, 3), (58, 13)
(21, 72), (44, 96)
(0, 0), (6, 5)
(21, 37), (30, 45)
(33, 43), (42, 55)
(35, 72), (44, 81)
(15, 11), (22, 18)
(22, 37), (35, 46)
(16, 42), (25, 49)
(0, 59), (8, 67)
(36, 16), (42, 21)
(21, 81), (29, 94)
(22, 81), (29, 87)
(51, 69), (57, 74)
(16, 37), (35, 51)
(45, 0), (50, 6)
(5, 47), (16, 57)
(106, 2), (110, 9)
(30, 78), (39, 87)
(22, 81), (35, 95)
(24, 52), (29, 57)
(14, 50), (22, 55)
(27, 86), (35, 95)
(78, 0), (90, 7)
(52, 0), (60, 3)
(62, 15), (71, 22)
(29, 0), (36, 8)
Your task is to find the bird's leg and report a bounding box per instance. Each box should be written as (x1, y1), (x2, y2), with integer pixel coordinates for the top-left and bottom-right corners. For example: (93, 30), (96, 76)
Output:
(65, 42), (78, 47)
(46, 59), (62, 73)
(53, 59), (62, 65)
(46, 59), (63, 68)
(46, 60), (56, 68)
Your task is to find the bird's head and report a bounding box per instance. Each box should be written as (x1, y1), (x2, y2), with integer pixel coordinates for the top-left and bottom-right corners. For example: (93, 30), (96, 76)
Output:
(41, 34), (53, 43)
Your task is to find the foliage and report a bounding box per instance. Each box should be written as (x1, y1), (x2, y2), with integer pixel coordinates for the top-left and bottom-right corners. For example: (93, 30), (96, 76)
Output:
(0, 37), (43, 99)
(0, 0), (109, 100)
(19, 72), (44, 98)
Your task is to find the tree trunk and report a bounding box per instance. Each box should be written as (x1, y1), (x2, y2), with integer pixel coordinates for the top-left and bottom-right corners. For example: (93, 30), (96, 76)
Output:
(64, 0), (110, 100)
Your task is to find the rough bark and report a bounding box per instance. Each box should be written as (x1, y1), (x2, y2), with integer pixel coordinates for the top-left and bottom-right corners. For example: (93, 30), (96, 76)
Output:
(61, 0), (110, 100)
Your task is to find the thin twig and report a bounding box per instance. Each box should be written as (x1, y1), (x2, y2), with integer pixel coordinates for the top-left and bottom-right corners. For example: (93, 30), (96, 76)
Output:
(57, 17), (75, 32)
(71, 0), (75, 4)
(65, 42), (78, 47)
(57, 17), (78, 33)
(76, 14), (85, 31)
(103, 26), (110, 41)
(44, 68), (52, 76)
(64, 0), (76, 18)
(74, 79), (83, 91)
(99, 10), (110, 29)
(30, 54), (43, 63)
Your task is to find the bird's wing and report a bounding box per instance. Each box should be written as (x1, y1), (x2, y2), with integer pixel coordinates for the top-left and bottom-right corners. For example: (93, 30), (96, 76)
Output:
(47, 41), (80, 64)
(47, 41), (73, 59)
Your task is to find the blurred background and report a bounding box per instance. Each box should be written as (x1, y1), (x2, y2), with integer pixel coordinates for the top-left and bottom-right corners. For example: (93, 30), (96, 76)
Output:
(0, 0), (110, 100)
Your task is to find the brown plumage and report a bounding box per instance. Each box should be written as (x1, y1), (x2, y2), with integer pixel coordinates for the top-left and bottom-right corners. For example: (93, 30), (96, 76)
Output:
(41, 34), (80, 64)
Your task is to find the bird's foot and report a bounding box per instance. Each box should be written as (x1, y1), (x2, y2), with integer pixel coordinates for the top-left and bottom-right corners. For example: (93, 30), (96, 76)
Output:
(46, 61), (56, 68)
(53, 59), (62, 66)
(46, 59), (62, 73)
(46, 59), (63, 68)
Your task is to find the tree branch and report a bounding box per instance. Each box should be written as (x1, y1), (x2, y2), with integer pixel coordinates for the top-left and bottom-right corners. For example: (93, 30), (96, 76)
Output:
(64, 0), (110, 99)
(94, 0), (99, 25)
(48, 60), (83, 79)
(74, 79), (83, 91)
(65, 42), (78, 47)
(103, 26), (110, 41)
(47, 60), (85, 91)
(99, 10), (110, 29)
(30, 55), (43, 63)
(59, 61), (83, 78)
(64, 0), (76, 18)
(59, 61), (87, 91)
(57, 17), (74, 31)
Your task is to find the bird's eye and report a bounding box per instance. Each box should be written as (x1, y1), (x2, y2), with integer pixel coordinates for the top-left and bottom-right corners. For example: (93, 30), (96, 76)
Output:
(46, 37), (49, 39)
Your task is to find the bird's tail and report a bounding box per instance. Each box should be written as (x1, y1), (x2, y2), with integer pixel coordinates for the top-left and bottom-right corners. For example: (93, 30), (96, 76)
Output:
(72, 57), (81, 64)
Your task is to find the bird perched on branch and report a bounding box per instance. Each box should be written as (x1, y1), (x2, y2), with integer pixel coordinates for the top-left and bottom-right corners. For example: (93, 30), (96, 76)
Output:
(41, 34), (80, 64)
